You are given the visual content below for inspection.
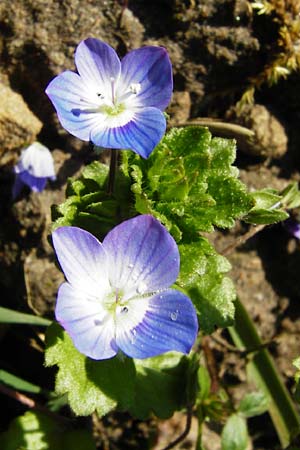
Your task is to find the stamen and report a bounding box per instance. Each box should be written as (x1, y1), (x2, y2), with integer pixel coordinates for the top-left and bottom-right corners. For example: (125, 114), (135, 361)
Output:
(110, 77), (115, 103)
(129, 83), (141, 94)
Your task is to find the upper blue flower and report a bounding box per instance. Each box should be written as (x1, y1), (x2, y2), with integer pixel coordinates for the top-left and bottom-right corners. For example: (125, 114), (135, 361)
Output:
(52, 215), (198, 360)
(45, 38), (173, 158)
(13, 142), (56, 199)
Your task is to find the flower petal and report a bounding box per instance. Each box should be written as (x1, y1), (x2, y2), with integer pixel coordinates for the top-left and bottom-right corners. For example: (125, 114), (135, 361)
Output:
(16, 142), (56, 178)
(116, 289), (198, 359)
(46, 70), (106, 141)
(121, 46), (173, 110)
(56, 282), (117, 360)
(75, 38), (121, 93)
(18, 172), (47, 192)
(52, 226), (110, 296)
(90, 107), (166, 158)
(103, 215), (179, 296)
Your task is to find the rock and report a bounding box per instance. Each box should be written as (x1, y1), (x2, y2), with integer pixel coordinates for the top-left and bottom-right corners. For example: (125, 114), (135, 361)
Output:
(167, 90), (191, 125)
(226, 103), (288, 158)
(0, 82), (42, 165)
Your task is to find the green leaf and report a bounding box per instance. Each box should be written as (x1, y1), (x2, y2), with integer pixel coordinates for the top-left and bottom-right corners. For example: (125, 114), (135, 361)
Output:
(197, 366), (211, 401)
(238, 391), (269, 418)
(122, 127), (253, 241)
(281, 183), (300, 209)
(129, 352), (191, 419)
(45, 323), (194, 419)
(0, 370), (46, 395)
(177, 239), (236, 333)
(0, 307), (51, 326)
(52, 161), (132, 240)
(45, 323), (135, 417)
(244, 187), (294, 225)
(0, 411), (96, 450)
(221, 414), (248, 450)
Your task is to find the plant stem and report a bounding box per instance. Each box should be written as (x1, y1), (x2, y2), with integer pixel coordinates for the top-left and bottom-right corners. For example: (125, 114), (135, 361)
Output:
(161, 403), (193, 450)
(229, 298), (300, 447)
(0, 383), (70, 425)
(221, 223), (266, 256)
(107, 149), (119, 195)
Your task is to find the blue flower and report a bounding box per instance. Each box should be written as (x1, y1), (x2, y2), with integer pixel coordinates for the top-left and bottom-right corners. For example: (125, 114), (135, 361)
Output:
(52, 215), (198, 360)
(13, 142), (56, 199)
(45, 38), (173, 159)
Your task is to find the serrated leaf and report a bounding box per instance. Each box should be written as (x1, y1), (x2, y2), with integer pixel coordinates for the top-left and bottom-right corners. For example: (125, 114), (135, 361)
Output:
(52, 161), (132, 240)
(45, 323), (136, 417)
(221, 414), (248, 450)
(238, 391), (269, 418)
(0, 411), (96, 450)
(177, 239), (235, 333)
(45, 323), (194, 419)
(122, 127), (253, 241)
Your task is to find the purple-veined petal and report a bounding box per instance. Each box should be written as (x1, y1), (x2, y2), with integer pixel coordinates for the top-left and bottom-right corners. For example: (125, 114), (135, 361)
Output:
(90, 107), (166, 158)
(15, 142), (56, 178)
(121, 46), (173, 111)
(116, 289), (198, 359)
(103, 215), (179, 296)
(52, 226), (110, 296)
(18, 172), (47, 192)
(56, 282), (117, 360)
(75, 38), (121, 94)
(46, 70), (107, 141)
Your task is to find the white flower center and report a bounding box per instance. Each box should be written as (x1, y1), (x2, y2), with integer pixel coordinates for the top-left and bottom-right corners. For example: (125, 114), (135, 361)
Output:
(94, 78), (141, 117)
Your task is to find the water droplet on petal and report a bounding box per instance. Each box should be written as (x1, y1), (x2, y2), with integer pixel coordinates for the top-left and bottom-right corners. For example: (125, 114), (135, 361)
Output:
(121, 306), (128, 314)
(130, 328), (137, 344)
(94, 319), (102, 326)
(170, 312), (178, 321)
(128, 263), (134, 269)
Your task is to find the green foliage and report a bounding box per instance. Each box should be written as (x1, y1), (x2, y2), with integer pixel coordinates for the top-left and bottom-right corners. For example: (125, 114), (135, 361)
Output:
(0, 411), (96, 450)
(244, 182), (300, 225)
(177, 238), (236, 333)
(238, 391), (269, 418)
(221, 414), (249, 450)
(45, 323), (195, 419)
(122, 127), (254, 241)
(52, 160), (132, 240)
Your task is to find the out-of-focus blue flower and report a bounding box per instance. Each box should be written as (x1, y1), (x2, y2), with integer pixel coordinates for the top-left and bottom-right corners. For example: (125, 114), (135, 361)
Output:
(284, 218), (300, 239)
(13, 142), (56, 198)
(45, 38), (173, 158)
(52, 215), (198, 360)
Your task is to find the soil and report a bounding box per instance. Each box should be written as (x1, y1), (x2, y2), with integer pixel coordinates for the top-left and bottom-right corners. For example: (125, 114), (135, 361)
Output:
(0, 1), (300, 449)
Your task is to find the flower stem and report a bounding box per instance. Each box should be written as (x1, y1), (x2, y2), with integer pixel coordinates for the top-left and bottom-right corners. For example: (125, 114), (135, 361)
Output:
(107, 149), (119, 195)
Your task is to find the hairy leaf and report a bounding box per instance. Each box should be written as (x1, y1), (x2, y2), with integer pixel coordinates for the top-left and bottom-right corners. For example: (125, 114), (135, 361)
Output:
(177, 238), (236, 333)
(122, 126), (253, 241)
(45, 323), (194, 419)
(52, 161), (132, 240)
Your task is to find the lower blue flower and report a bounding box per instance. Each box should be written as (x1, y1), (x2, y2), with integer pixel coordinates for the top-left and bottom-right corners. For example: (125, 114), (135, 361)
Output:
(52, 215), (198, 360)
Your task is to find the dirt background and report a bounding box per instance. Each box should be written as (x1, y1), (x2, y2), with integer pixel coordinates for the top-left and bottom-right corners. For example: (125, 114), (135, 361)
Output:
(0, 0), (300, 449)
